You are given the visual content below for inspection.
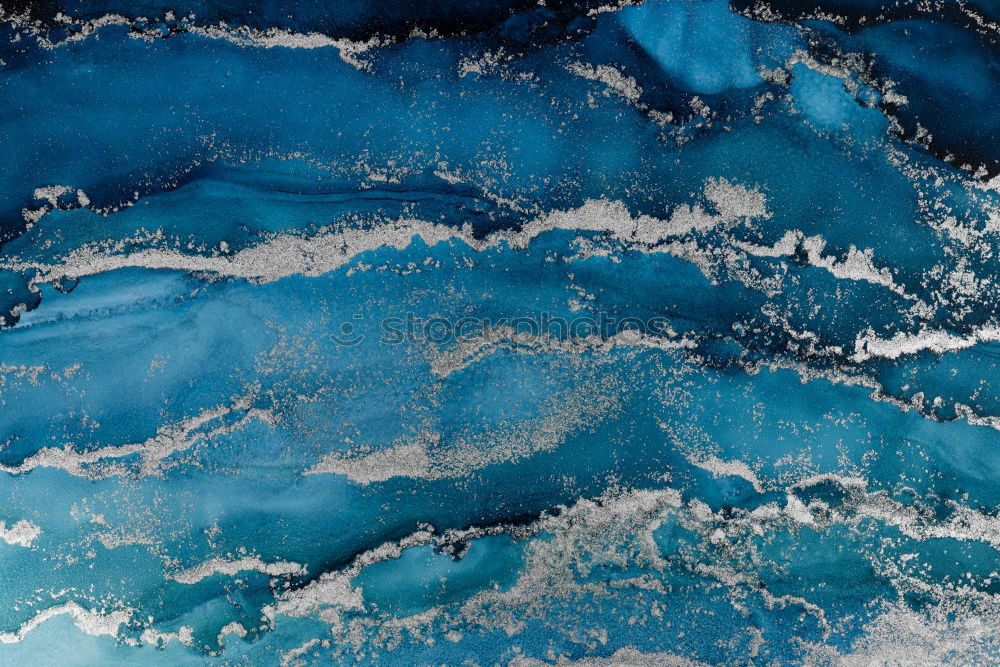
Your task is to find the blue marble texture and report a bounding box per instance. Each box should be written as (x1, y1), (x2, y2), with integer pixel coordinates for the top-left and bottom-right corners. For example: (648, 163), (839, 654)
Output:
(2, 0), (1000, 663)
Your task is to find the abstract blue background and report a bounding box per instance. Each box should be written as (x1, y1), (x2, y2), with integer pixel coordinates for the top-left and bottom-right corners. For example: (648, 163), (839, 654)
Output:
(2, 0), (1000, 663)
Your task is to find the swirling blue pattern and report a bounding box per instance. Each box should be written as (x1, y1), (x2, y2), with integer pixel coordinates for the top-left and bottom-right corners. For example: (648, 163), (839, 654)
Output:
(3, 0), (1000, 663)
